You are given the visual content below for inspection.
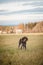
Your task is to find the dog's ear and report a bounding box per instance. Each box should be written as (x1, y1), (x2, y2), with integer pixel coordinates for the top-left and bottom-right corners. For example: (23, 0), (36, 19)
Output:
(27, 38), (28, 40)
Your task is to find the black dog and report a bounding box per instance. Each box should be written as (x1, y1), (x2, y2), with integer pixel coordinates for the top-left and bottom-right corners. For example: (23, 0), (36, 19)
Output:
(18, 36), (28, 50)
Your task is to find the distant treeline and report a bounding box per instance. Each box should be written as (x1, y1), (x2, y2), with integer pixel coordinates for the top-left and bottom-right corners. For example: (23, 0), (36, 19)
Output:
(0, 21), (43, 33)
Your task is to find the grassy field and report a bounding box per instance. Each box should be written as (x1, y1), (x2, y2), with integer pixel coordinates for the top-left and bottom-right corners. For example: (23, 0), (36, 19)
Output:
(0, 34), (43, 65)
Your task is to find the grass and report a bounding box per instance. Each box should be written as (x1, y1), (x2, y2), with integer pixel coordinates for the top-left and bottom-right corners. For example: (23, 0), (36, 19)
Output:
(0, 34), (43, 65)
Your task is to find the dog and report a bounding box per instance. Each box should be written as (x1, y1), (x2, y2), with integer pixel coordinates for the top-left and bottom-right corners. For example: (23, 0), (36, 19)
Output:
(18, 36), (28, 50)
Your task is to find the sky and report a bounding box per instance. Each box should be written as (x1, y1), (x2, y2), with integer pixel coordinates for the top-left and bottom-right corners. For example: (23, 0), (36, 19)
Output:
(0, 0), (43, 25)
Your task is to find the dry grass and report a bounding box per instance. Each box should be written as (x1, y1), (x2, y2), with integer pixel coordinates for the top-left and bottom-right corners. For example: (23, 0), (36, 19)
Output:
(0, 34), (43, 65)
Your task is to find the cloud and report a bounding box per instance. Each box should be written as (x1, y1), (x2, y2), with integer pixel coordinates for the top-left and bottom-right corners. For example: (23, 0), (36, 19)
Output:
(0, 0), (43, 25)
(0, 2), (36, 12)
(0, 6), (43, 15)
(0, 1), (43, 15)
(0, 14), (43, 25)
(0, 14), (43, 21)
(0, 0), (43, 4)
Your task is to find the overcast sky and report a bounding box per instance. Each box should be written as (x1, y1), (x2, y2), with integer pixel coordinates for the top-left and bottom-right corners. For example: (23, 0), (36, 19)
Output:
(0, 0), (43, 25)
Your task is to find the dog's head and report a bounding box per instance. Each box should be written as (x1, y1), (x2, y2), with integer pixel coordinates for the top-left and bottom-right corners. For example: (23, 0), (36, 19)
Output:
(22, 36), (28, 42)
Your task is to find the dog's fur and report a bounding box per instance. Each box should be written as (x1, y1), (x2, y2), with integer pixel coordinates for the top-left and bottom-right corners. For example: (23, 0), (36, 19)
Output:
(18, 37), (28, 50)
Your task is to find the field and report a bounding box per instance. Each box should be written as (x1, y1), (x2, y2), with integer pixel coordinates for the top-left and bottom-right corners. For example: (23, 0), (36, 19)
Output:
(0, 34), (43, 65)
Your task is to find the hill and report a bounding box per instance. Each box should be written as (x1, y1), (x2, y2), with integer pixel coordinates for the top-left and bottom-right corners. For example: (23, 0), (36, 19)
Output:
(32, 21), (43, 33)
